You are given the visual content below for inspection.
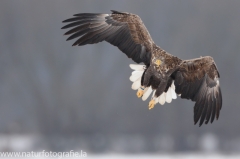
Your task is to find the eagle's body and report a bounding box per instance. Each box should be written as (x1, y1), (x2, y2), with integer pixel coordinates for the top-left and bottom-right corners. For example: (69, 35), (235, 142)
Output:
(62, 10), (222, 126)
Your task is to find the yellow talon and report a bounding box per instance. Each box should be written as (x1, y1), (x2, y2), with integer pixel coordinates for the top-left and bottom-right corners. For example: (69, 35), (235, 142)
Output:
(136, 89), (144, 98)
(148, 99), (155, 110)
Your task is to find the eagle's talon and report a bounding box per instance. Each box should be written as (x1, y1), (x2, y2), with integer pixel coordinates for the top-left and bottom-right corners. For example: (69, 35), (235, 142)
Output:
(137, 89), (144, 98)
(148, 99), (155, 110)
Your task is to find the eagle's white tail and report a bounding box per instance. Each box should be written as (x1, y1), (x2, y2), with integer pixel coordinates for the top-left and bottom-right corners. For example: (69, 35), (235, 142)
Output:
(129, 64), (177, 105)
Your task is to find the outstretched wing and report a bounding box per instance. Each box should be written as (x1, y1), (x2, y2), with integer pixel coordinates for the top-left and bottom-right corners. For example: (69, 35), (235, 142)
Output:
(173, 56), (222, 126)
(62, 10), (154, 65)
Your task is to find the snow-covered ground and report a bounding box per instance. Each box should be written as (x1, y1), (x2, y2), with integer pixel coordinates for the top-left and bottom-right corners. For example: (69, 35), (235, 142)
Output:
(0, 134), (239, 159)
(88, 154), (240, 159)
(0, 154), (240, 159)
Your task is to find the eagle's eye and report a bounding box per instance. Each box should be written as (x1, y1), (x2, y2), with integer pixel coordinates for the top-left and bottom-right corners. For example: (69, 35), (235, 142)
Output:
(154, 59), (161, 66)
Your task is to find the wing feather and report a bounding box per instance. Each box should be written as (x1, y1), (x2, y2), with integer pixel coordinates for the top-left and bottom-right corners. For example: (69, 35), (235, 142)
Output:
(66, 23), (108, 40)
(62, 18), (105, 30)
(205, 92), (213, 124)
(66, 22), (107, 35)
(73, 25), (114, 46)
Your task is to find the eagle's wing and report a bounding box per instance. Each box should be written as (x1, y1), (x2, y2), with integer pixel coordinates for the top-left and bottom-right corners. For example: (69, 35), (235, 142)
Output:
(173, 56), (222, 126)
(62, 10), (154, 65)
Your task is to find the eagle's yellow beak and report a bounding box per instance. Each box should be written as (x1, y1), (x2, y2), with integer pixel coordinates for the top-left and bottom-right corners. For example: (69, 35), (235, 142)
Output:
(155, 59), (161, 66)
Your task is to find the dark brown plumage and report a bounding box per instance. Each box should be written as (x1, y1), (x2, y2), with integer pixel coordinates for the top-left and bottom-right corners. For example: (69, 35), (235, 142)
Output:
(62, 10), (222, 126)
(62, 10), (152, 64)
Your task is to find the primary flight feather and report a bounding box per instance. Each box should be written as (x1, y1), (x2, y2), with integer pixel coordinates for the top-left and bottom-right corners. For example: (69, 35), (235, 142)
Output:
(62, 10), (222, 126)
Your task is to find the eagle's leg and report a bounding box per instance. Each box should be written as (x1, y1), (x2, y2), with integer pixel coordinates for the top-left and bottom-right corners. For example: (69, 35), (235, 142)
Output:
(136, 67), (151, 98)
(136, 86), (145, 98)
(148, 98), (156, 110)
(142, 67), (152, 86)
(141, 67), (157, 109)
(148, 79), (168, 110)
(155, 80), (168, 97)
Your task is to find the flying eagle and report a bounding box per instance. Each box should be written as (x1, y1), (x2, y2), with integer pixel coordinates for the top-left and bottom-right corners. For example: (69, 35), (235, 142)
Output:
(62, 10), (222, 126)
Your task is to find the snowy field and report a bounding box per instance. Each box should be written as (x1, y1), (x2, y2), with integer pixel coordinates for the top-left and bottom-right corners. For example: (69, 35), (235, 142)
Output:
(0, 134), (240, 159)
(89, 154), (240, 159)
(1, 154), (240, 159)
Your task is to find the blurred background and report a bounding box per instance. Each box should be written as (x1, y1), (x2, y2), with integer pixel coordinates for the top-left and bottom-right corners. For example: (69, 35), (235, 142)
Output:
(0, 0), (240, 157)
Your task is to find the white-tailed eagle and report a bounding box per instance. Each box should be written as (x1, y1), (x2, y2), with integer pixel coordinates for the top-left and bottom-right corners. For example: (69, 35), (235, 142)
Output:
(62, 10), (222, 126)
